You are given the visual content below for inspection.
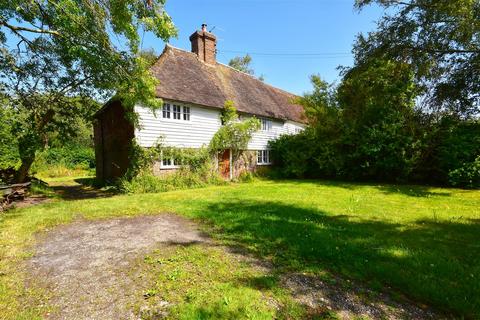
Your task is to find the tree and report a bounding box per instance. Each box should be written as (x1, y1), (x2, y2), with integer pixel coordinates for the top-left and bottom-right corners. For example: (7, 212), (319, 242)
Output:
(228, 54), (254, 75)
(0, 0), (177, 181)
(0, 98), (19, 170)
(354, 0), (480, 118)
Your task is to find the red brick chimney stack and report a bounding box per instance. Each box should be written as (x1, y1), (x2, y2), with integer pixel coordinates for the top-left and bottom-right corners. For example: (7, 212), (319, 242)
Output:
(190, 24), (217, 64)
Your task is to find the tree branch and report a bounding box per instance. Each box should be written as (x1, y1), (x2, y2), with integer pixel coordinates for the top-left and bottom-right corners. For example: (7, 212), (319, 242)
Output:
(0, 20), (60, 37)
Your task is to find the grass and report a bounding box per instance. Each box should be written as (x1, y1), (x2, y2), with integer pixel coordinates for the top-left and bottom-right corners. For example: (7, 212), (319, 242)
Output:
(136, 245), (302, 320)
(0, 178), (479, 318)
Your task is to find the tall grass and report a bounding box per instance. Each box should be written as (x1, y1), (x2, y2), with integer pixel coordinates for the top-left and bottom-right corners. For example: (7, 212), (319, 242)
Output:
(119, 167), (225, 194)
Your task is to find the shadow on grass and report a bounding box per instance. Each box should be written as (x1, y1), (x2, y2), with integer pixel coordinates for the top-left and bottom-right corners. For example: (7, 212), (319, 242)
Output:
(285, 179), (453, 198)
(196, 200), (478, 318)
(49, 177), (118, 201)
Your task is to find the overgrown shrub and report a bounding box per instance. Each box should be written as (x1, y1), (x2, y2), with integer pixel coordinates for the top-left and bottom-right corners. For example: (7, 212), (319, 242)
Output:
(29, 144), (95, 177)
(121, 140), (224, 193)
(448, 157), (480, 189)
(119, 166), (224, 194)
(39, 145), (95, 168)
(270, 69), (480, 189)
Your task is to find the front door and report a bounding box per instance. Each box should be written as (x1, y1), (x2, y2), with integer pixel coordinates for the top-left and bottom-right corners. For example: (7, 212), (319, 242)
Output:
(218, 149), (230, 179)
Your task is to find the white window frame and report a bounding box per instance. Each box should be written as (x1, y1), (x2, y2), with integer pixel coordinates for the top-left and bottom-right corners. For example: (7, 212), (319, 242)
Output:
(257, 150), (271, 165)
(161, 102), (191, 122)
(173, 104), (182, 120)
(183, 106), (190, 121)
(160, 152), (181, 169)
(260, 118), (273, 131)
(162, 103), (171, 119)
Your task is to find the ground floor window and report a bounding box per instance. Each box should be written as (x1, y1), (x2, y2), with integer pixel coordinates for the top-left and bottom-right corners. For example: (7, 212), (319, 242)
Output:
(160, 157), (181, 169)
(257, 150), (271, 165)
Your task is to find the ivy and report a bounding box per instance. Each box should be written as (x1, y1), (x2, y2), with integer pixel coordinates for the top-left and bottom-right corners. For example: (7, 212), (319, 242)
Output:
(209, 100), (260, 163)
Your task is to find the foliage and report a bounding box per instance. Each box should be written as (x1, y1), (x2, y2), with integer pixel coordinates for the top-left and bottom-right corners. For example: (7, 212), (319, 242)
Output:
(0, 0), (177, 181)
(119, 166), (224, 194)
(272, 65), (422, 182)
(2, 180), (480, 318)
(228, 54), (265, 81)
(228, 54), (254, 75)
(0, 101), (19, 169)
(209, 100), (260, 163)
(32, 144), (95, 178)
(354, 0), (480, 118)
(337, 59), (421, 181)
(448, 156), (480, 188)
(122, 140), (223, 193)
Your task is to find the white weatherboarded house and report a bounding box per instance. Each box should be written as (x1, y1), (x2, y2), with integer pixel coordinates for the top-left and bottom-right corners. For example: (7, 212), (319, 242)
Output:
(94, 25), (306, 181)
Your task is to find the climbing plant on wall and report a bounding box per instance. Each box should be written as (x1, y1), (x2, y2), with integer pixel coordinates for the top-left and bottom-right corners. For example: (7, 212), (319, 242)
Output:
(209, 100), (261, 164)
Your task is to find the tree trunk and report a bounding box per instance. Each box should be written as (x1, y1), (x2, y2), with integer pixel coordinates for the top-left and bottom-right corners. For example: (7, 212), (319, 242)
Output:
(16, 157), (35, 183)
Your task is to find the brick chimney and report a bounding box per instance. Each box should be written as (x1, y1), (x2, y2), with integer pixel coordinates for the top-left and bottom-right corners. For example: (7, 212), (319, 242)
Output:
(189, 24), (217, 64)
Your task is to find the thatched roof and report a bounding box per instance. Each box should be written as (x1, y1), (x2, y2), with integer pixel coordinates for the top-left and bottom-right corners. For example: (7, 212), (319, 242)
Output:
(150, 45), (306, 123)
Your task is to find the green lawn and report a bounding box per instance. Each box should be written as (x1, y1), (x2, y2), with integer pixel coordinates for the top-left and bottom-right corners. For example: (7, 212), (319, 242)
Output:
(1, 179), (479, 318)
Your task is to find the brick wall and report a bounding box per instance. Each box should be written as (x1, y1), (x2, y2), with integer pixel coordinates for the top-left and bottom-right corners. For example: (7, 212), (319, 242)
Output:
(189, 30), (217, 64)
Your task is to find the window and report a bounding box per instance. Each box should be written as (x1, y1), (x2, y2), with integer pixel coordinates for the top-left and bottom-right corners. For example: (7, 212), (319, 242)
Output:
(261, 118), (272, 131)
(295, 127), (302, 134)
(257, 150), (271, 165)
(183, 106), (190, 121)
(162, 103), (171, 119)
(161, 157), (181, 169)
(162, 103), (190, 121)
(173, 105), (182, 119)
(162, 158), (172, 166)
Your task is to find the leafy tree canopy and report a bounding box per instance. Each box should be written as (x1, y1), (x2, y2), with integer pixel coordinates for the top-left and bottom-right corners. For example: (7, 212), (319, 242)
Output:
(0, 0), (177, 181)
(354, 0), (480, 117)
(228, 54), (254, 75)
(228, 54), (265, 81)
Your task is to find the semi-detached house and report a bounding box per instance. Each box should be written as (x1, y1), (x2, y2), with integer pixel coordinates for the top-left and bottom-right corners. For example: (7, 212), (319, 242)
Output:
(94, 24), (306, 181)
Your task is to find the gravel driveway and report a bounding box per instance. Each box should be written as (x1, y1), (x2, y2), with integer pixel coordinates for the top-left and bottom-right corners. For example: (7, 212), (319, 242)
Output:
(28, 214), (207, 319)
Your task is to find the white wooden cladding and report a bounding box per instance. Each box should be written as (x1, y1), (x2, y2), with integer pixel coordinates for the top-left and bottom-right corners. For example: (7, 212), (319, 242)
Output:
(134, 102), (305, 150)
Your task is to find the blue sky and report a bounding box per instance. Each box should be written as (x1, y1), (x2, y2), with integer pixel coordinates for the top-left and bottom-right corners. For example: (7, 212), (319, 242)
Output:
(141, 0), (384, 95)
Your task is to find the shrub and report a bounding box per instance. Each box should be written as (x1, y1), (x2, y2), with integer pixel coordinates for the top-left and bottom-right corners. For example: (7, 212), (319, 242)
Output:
(448, 156), (480, 189)
(34, 144), (95, 171)
(121, 144), (224, 194)
(119, 167), (224, 194)
(238, 171), (255, 183)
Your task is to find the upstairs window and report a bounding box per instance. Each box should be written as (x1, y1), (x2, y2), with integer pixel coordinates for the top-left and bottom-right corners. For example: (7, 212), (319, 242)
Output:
(173, 105), (182, 119)
(162, 103), (171, 119)
(257, 150), (271, 165)
(162, 103), (191, 121)
(183, 106), (190, 121)
(261, 118), (272, 131)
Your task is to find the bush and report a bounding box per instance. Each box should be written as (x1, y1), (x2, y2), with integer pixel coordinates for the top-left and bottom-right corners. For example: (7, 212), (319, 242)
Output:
(238, 171), (255, 182)
(33, 144), (95, 173)
(31, 144), (95, 178)
(119, 166), (224, 194)
(448, 156), (480, 189)
(121, 141), (227, 194)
